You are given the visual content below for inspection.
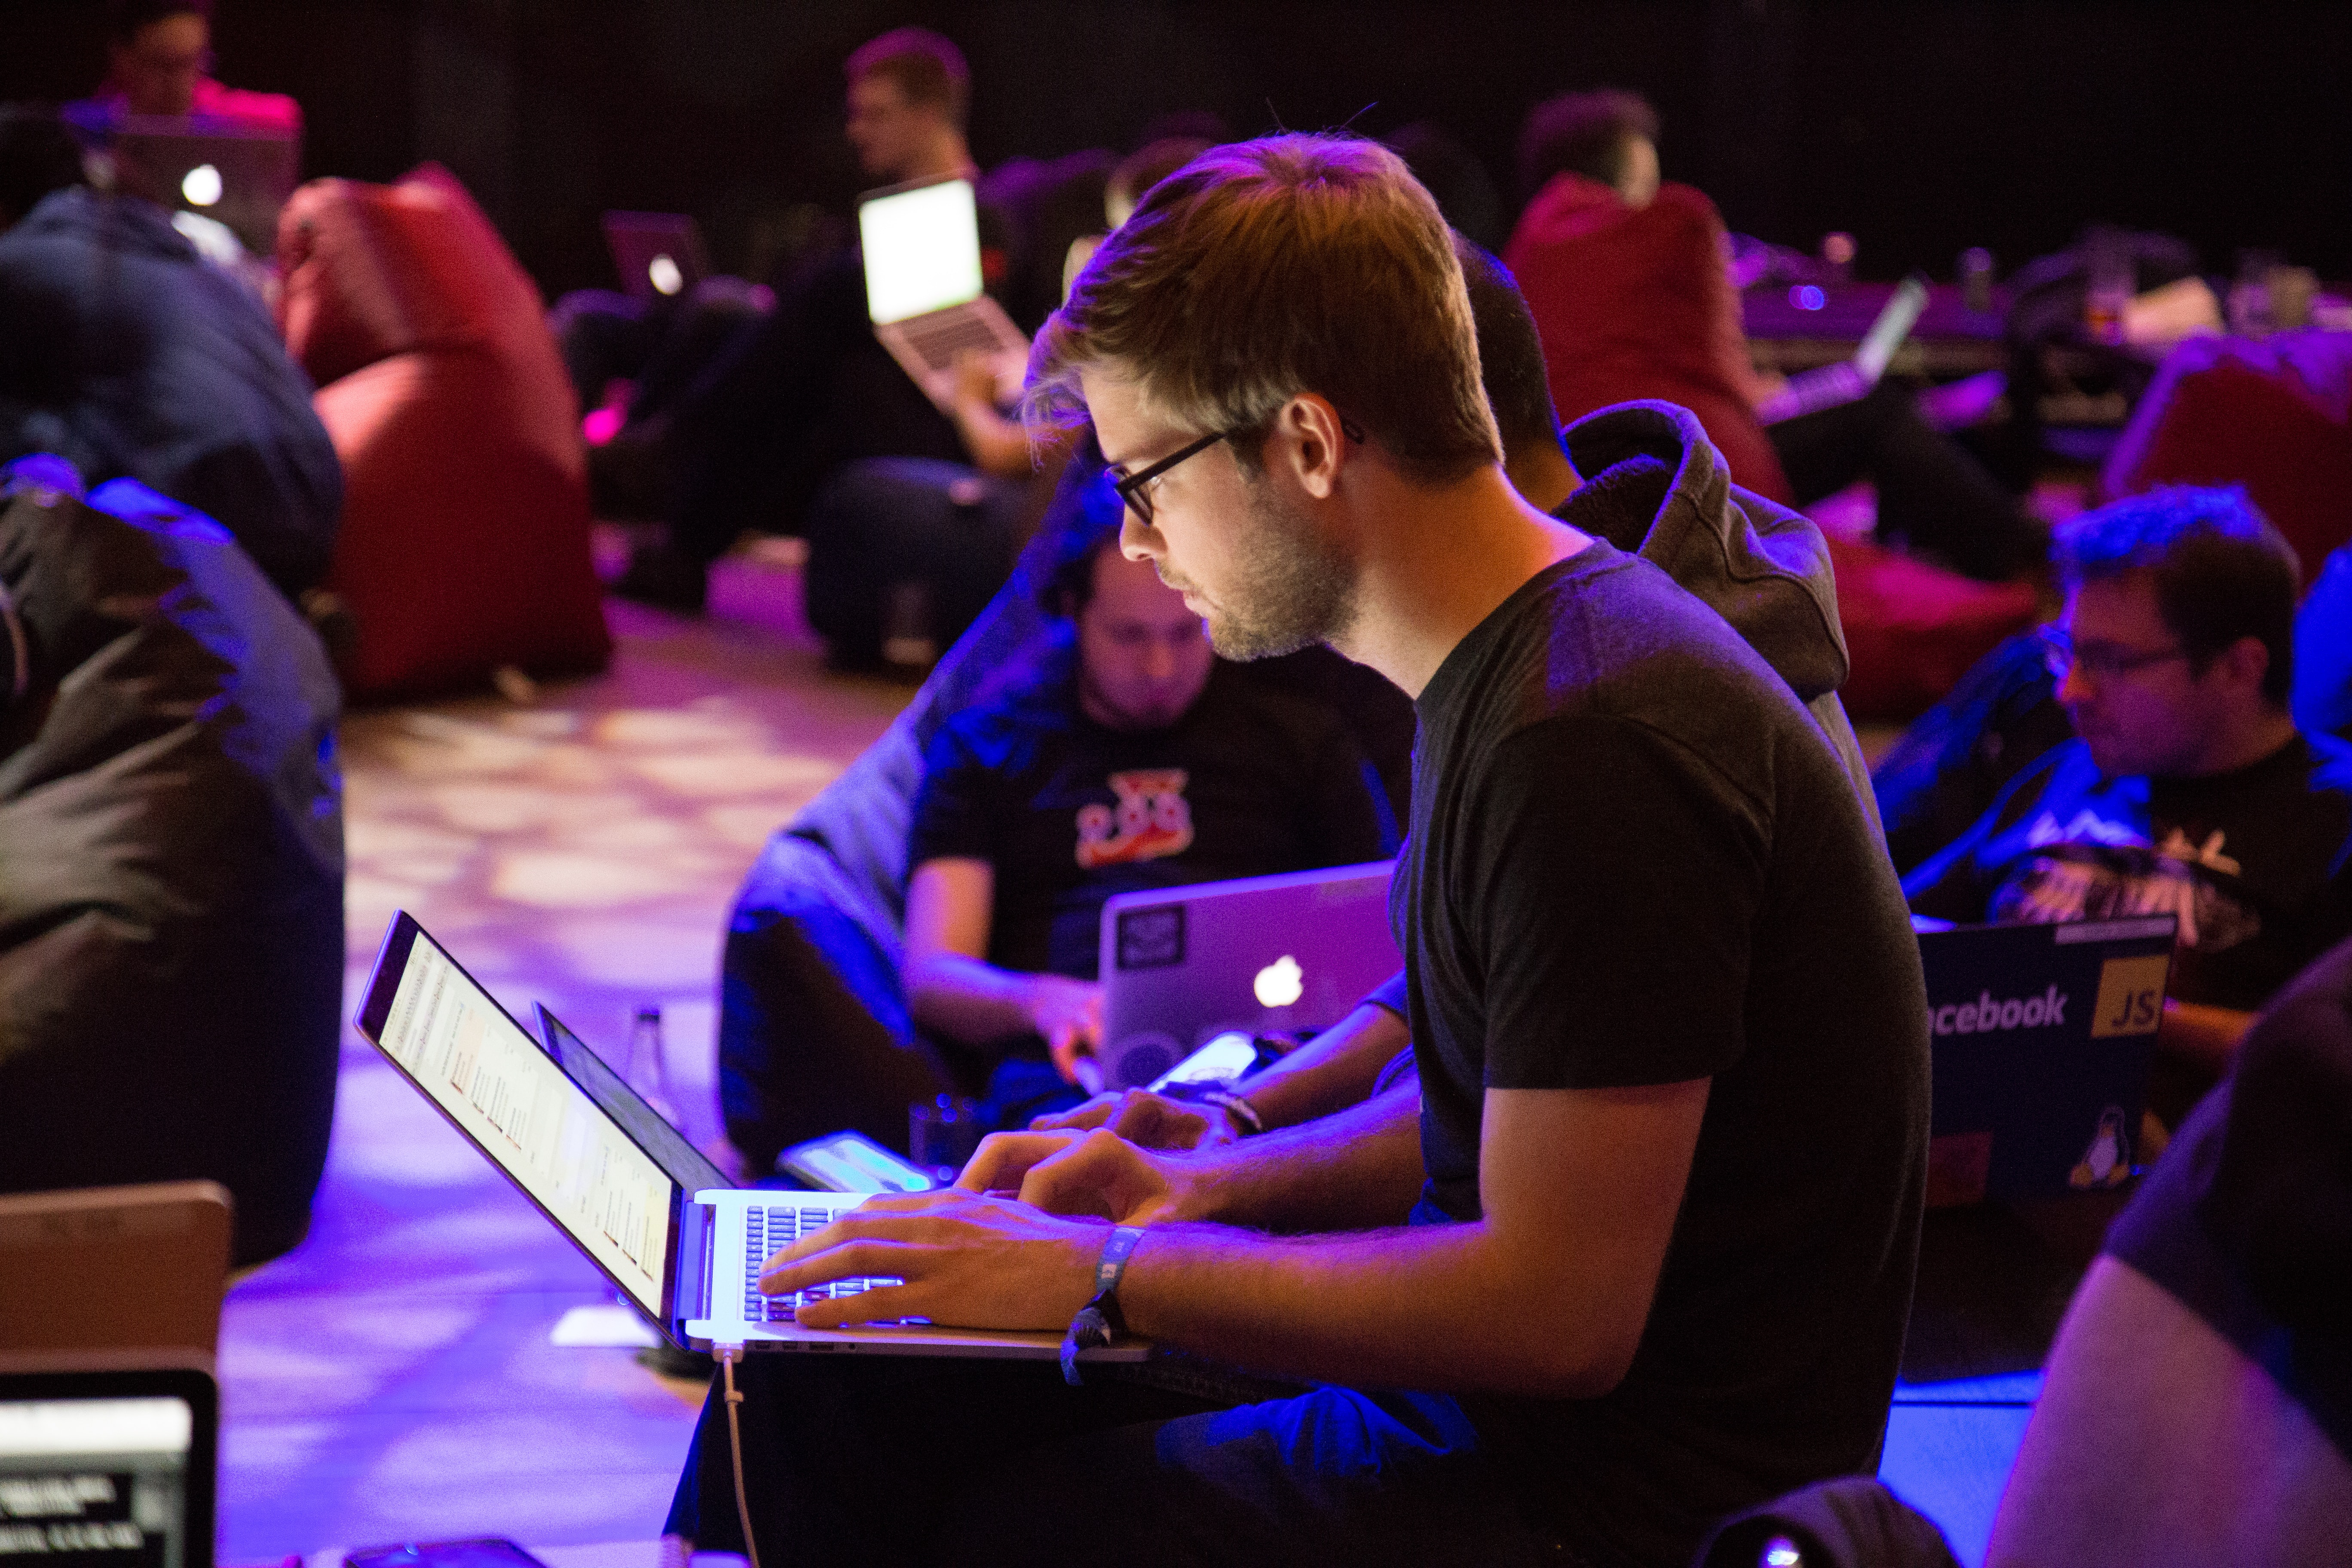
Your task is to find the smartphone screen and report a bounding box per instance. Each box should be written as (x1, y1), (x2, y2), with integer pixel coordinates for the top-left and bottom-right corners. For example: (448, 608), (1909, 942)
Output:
(1150, 1031), (1263, 1092)
(780, 1133), (934, 1194)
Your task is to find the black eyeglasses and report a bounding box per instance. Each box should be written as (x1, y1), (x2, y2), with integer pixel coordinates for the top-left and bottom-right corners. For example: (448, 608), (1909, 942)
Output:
(2038, 625), (2190, 683)
(1108, 413), (1368, 527)
(1110, 429), (1231, 527)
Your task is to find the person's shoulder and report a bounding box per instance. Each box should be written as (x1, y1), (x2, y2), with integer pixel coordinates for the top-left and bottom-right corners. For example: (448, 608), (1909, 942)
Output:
(1651, 181), (1726, 227)
(2296, 732), (2352, 799)
(1537, 545), (1784, 692)
(923, 673), (1074, 769)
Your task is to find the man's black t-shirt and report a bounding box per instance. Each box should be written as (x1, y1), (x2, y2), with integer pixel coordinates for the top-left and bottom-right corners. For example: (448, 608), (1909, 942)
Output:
(1904, 734), (2352, 1011)
(909, 651), (1392, 980)
(1396, 539), (1929, 1568)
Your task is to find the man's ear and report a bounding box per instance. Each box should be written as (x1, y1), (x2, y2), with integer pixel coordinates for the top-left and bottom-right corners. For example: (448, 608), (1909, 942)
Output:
(1274, 395), (1351, 501)
(2216, 634), (2272, 699)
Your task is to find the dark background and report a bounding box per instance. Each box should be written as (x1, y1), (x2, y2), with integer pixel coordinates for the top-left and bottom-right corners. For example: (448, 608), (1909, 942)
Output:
(6, 0), (2347, 299)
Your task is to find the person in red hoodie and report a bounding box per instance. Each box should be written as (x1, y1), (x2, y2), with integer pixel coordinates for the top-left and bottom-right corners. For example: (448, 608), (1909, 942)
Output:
(80, 0), (300, 136)
(1505, 89), (2040, 582)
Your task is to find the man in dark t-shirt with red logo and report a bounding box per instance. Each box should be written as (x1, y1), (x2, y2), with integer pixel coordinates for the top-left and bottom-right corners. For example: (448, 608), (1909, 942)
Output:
(904, 484), (1389, 1117)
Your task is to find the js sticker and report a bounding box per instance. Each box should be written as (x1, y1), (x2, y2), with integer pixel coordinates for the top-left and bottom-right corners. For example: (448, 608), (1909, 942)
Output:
(2089, 955), (2170, 1039)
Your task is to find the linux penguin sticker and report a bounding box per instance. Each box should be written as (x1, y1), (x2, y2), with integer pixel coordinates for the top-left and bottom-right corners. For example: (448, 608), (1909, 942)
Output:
(2068, 1106), (2132, 1190)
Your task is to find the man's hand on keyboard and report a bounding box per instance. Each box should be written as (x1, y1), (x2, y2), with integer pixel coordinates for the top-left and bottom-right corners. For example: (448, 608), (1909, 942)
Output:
(756, 1189), (1102, 1332)
(956, 1127), (1197, 1225)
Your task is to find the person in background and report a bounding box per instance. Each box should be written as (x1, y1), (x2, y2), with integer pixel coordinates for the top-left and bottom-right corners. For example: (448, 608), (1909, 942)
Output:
(1060, 136), (1216, 303)
(611, 27), (1042, 612)
(1506, 88), (2041, 581)
(77, 0), (299, 134)
(900, 480), (1391, 1130)
(0, 106), (339, 600)
(1905, 487), (2352, 1116)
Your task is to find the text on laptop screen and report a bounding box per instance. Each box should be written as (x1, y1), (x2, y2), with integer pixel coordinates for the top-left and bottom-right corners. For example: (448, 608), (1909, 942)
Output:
(379, 940), (673, 1314)
(859, 180), (984, 324)
(0, 1398), (191, 1568)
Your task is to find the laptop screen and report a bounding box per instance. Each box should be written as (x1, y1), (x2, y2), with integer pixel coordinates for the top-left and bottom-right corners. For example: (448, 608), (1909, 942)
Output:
(370, 929), (675, 1315)
(0, 1370), (213, 1568)
(858, 178), (984, 324)
(1853, 275), (1930, 383)
(536, 1005), (730, 1197)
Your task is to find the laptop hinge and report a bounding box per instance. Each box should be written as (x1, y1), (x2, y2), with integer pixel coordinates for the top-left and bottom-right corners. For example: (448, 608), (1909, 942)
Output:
(676, 1196), (715, 1331)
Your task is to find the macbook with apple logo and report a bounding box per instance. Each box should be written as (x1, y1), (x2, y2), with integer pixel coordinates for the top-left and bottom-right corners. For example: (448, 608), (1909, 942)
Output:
(1096, 861), (1401, 1091)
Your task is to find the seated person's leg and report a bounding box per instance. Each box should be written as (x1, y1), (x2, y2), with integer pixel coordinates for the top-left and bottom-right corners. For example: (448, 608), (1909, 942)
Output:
(548, 288), (660, 412)
(1767, 381), (2040, 580)
(668, 1354), (1549, 1568)
(627, 277), (774, 427)
(1856, 383), (2043, 581)
(665, 251), (875, 564)
(665, 1354), (1229, 1566)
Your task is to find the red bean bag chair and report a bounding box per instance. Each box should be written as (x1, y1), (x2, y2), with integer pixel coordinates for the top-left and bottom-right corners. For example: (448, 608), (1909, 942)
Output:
(2104, 331), (2352, 587)
(276, 164), (609, 698)
(1505, 173), (1795, 505)
(1828, 536), (2039, 723)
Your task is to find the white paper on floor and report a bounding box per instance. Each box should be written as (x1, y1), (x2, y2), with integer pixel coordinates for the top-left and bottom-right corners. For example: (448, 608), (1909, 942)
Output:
(550, 1303), (665, 1348)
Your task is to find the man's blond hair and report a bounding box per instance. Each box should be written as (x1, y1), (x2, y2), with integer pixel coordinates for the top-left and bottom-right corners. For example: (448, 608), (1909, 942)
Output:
(1025, 135), (1501, 488)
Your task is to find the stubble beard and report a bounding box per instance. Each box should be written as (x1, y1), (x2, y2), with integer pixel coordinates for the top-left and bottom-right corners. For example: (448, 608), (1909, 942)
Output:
(1200, 477), (1358, 661)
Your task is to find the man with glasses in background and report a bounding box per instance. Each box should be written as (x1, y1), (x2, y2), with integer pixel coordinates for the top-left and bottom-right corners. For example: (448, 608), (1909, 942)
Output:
(1906, 486), (2352, 1112)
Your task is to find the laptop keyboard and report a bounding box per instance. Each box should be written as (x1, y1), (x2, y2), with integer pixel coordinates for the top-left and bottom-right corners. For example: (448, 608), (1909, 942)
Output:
(898, 310), (1008, 374)
(743, 1203), (901, 1323)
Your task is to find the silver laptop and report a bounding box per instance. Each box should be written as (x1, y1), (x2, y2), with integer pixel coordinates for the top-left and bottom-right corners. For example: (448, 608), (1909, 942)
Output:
(354, 912), (1143, 1362)
(1757, 273), (1930, 425)
(0, 1366), (217, 1568)
(102, 115), (298, 257)
(1097, 862), (1402, 1091)
(857, 175), (1029, 409)
(603, 211), (708, 303)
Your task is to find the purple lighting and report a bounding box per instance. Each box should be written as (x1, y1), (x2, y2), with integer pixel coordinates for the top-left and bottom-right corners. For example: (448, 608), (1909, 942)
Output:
(1790, 285), (1826, 311)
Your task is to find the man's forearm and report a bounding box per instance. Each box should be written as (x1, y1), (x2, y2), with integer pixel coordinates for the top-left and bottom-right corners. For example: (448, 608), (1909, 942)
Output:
(907, 953), (1035, 1045)
(1116, 1213), (1615, 1398)
(1240, 1002), (1409, 1132)
(1178, 1081), (1423, 1232)
(2158, 1000), (2256, 1077)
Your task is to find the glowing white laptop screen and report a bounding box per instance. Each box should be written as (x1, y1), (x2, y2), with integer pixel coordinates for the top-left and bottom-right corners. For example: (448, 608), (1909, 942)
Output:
(0, 1396), (194, 1567)
(377, 939), (673, 1314)
(858, 179), (984, 324)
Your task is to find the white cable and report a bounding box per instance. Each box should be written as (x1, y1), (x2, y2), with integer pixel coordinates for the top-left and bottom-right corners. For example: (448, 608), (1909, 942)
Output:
(718, 1346), (763, 1568)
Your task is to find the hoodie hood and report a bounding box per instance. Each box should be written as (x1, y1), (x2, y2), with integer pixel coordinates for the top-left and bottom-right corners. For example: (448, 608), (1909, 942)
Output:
(1560, 398), (1848, 700)
(14, 186), (198, 267)
(1557, 399), (1880, 833)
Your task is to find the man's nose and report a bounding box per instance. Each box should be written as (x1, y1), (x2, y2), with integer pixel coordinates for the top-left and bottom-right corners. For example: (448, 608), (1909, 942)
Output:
(2055, 663), (2094, 706)
(1142, 638), (1177, 680)
(1119, 514), (1160, 561)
